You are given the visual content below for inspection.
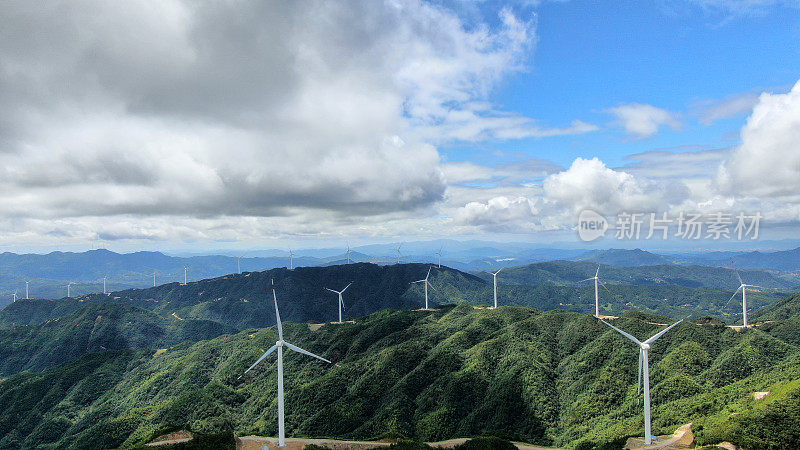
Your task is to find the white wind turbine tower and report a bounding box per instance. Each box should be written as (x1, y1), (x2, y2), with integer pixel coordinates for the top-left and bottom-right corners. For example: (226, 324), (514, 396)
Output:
(601, 318), (684, 445)
(490, 268), (502, 309)
(13, 291), (17, 302)
(239, 286), (332, 448)
(726, 271), (761, 328)
(103, 277), (107, 295)
(183, 266), (189, 285)
(579, 266), (611, 317)
(67, 282), (76, 297)
(288, 249), (295, 270)
(153, 270), (157, 287)
(435, 245), (443, 268)
(25, 281), (29, 300)
(412, 266), (436, 310)
(346, 243), (352, 264)
(325, 282), (352, 323)
(395, 243), (403, 264)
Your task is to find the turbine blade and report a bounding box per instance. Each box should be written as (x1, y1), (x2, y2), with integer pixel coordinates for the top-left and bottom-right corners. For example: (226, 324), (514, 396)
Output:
(273, 290), (283, 340)
(595, 266), (600, 277)
(644, 319), (684, 344)
(412, 279), (425, 284)
(577, 277), (594, 283)
(428, 282), (438, 292)
(736, 271), (743, 285)
(600, 320), (643, 346)
(325, 288), (338, 294)
(341, 282), (352, 293)
(241, 344), (278, 377)
(725, 286), (743, 306)
(284, 342), (331, 364)
(426, 266), (431, 280)
(599, 280), (612, 294)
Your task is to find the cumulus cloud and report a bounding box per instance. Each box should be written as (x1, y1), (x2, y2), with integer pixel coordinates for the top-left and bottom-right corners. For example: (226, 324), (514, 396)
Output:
(543, 157), (687, 215)
(454, 196), (539, 231)
(0, 0), (538, 233)
(717, 80), (800, 198)
(607, 103), (681, 138)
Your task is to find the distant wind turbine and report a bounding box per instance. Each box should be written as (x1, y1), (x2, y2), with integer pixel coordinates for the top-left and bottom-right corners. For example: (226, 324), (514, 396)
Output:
(25, 281), (29, 300)
(103, 276), (107, 295)
(239, 285), (332, 448)
(183, 266), (189, 285)
(412, 266), (436, 310)
(579, 266), (611, 317)
(13, 291), (17, 302)
(346, 243), (352, 264)
(490, 268), (502, 309)
(435, 245), (443, 268)
(726, 271), (761, 328)
(288, 249), (295, 270)
(325, 282), (352, 323)
(601, 318), (684, 445)
(153, 270), (157, 287)
(67, 282), (76, 297)
(396, 243), (403, 264)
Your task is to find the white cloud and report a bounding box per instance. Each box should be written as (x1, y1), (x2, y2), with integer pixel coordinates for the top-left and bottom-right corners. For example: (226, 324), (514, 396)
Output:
(717, 80), (800, 198)
(454, 196), (539, 231)
(694, 92), (761, 124)
(543, 157), (685, 215)
(0, 0), (547, 244)
(607, 103), (681, 138)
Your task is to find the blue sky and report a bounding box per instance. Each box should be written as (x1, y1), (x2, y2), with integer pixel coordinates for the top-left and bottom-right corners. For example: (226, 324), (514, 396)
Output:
(0, 0), (799, 252)
(441, 0), (799, 168)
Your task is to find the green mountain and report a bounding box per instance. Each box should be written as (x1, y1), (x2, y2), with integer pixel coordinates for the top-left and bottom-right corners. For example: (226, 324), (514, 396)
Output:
(0, 264), (485, 331)
(483, 260), (798, 289)
(1, 304), (799, 449)
(0, 303), (235, 375)
(2, 262), (792, 336)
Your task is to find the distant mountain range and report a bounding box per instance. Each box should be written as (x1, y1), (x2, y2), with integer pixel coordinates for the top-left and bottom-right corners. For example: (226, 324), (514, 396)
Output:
(3, 245), (800, 309)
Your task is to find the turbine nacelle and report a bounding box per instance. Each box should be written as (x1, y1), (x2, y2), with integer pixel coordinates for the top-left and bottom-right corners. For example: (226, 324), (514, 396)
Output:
(640, 343), (651, 350)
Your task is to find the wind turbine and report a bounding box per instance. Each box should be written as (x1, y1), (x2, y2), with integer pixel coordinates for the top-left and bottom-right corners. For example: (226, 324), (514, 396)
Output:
(325, 282), (352, 323)
(239, 286), (332, 448)
(103, 276), (107, 295)
(67, 282), (76, 297)
(288, 249), (295, 270)
(435, 245), (443, 268)
(183, 266), (189, 285)
(153, 270), (157, 287)
(579, 266), (611, 317)
(490, 268), (502, 309)
(412, 266), (436, 310)
(395, 243), (403, 264)
(25, 281), (29, 300)
(601, 318), (684, 445)
(13, 291), (17, 302)
(726, 271), (761, 328)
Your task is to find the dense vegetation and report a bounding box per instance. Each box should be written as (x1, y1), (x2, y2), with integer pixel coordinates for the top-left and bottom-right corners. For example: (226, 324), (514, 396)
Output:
(1, 263), (790, 334)
(0, 301), (798, 449)
(0, 303), (235, 374)
(480, 260), (799, 290)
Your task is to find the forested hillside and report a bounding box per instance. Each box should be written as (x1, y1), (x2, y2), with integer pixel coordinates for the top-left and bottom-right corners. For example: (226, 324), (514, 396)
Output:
(0, 303), (235, 375)
(0, 305), (798, 449)
(2, 262), (792, 334)
(481, 261), (799, 289)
